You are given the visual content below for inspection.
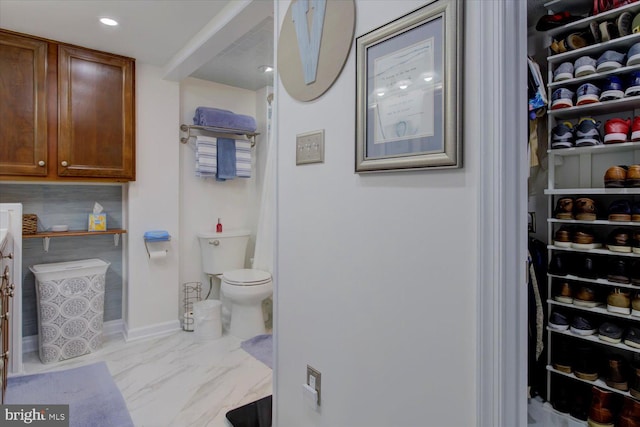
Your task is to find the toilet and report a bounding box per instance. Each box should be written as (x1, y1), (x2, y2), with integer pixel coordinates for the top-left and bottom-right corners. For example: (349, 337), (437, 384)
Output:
(197, 230), (272, 339)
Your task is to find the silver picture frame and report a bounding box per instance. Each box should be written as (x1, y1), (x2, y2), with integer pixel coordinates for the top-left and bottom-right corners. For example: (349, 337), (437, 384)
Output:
(355, 0), (462, 173)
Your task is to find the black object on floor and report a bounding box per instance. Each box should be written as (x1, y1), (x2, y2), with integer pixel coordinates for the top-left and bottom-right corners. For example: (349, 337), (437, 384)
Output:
(226, 395), (272, 427)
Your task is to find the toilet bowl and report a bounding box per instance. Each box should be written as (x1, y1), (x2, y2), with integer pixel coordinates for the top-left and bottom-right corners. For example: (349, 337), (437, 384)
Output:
(197, 230), (272, 339)
(221, 269), (273, 339)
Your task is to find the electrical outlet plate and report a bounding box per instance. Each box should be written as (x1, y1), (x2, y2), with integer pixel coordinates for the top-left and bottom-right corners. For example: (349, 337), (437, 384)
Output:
(307, 365), (321, 405)
(296, 130), (324, 165)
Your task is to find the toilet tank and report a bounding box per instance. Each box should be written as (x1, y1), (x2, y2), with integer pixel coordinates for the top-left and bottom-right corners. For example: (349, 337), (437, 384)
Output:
(197, 229), (250, 275)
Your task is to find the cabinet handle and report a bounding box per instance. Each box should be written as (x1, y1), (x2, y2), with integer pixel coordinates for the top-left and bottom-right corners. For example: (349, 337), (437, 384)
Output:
(61, 161), (68, 167)
(38, 160), (45, 167)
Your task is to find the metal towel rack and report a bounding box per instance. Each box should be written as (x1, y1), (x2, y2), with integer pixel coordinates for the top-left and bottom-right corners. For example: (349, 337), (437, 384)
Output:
(180, 124), (260, 147)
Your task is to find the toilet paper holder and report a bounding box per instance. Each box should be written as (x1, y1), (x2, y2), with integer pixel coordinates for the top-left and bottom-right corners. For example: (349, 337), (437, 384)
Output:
(143, 230), (171, 258)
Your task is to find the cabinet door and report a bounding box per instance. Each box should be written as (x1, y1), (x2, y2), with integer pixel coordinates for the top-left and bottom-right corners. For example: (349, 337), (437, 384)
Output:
(58, 45), (135, 180)
(0, 32), (48, 176)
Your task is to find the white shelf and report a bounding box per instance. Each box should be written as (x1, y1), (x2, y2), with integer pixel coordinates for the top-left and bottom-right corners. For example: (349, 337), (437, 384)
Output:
(545, 188), (640, 195)
(548, 65), (640, 90)
(547, 365), (634, 399)
(548, 299), (640, 323)
(548, 326), (640, 353)
(548, 95), (640, 119)
(549, 218), (640, 227)
(548, 33), (640, 64)
(548, 273), (639, 289)
(548, 141), (640, 156)
(548, 244), (640, 257)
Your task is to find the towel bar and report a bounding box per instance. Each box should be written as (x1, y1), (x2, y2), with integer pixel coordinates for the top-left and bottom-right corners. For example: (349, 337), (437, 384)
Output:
(180, 124), (259, 147)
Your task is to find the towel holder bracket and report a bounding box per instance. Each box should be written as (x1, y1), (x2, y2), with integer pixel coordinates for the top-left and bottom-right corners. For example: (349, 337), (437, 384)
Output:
(180, 124), (259, 147)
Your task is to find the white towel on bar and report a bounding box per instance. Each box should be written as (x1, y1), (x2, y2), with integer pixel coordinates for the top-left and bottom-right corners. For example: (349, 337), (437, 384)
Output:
(236, 139), (252, 178)
(195, 136), (217, 177)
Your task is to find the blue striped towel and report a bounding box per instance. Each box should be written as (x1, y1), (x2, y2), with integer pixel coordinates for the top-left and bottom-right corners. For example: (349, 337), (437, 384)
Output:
(216, 138), (236, 181)
(236, 139), (252, 178)
(195, 136), (217, 177)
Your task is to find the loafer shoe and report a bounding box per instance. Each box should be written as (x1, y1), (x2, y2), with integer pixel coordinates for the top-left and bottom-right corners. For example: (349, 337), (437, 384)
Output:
(571, 315), (598, 336)
(599, 321), (624, 343)
(604, 118), (631, 144)
(551, 87), (575, 110)
(608, 199), (632, 221)
(607, 228), (633, 253)
(626, 71), (640, 98)
(627, 165), (640, 187)
(572, 226), (599, 249)
(600, 76), (625, 101)
(632, 230), (640, 254)
(607, 288), (631, 314)
(628, 42), (640, 66)
(575, 117), (602, 146)
(632, 116), (640, 141)
(554, 197), (575, 219)
(575, 347), (599, 381)
(605, 165), (628, 188)
(551, 121), (575, 149)
(552, 339), (574, 373)
(575, 198), (597, 221)
(554, 281), (574, 303)
(626, 327), (640, 349)
(576, 83), (601, 106)
(554, 226), (574, 247)
(549, 310), (570, 330)
(608, 258), (631, 284)
(553, 62), (574, 82)
(574, 286), (599, 307)
(597, 50), (626, 72)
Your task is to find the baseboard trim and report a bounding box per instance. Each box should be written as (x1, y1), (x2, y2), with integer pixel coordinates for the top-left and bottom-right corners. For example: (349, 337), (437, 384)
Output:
(123, 319), (181, 343)
(22, 319), (125, 354)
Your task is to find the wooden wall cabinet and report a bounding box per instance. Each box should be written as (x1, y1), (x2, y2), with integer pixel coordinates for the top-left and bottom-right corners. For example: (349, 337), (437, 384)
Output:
(0, 30), (135, 182)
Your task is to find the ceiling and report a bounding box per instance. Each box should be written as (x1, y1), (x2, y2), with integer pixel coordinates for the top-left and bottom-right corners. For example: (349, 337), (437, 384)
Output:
(0, 0), (274, 91)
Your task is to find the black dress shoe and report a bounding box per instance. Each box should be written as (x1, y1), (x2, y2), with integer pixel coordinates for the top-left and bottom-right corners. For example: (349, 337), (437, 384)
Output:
(631, 260), (640, 285)
(550, 253), (569, 276)
(578, 255), (599, 279)
(608, 258), (631, 284)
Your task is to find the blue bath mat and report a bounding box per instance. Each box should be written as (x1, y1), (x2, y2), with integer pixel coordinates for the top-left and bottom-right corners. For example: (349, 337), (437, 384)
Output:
(241, 334), (273, 369)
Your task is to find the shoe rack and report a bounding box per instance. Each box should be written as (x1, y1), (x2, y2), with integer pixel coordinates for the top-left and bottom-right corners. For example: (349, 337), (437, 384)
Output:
(543, 0), (640, 421)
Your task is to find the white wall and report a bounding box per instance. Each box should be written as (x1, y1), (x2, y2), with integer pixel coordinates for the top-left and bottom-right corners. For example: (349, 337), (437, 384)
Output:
(275, 1), (478, 426)
(126, 63), (181, 338)
(178, 78), (263, 304)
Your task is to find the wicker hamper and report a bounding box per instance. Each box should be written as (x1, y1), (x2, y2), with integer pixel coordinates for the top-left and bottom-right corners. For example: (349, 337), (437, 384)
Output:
(22, 214), (38, 235)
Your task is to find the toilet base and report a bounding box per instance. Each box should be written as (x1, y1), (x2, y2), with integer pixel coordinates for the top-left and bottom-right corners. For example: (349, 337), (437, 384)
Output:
(229, 303), (267, 339)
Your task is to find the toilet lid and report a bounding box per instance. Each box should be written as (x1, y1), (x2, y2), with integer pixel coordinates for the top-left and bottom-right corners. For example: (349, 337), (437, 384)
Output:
(222, 269), (271, 286)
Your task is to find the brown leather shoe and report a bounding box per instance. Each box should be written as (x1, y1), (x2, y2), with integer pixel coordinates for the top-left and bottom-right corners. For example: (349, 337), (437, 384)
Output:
(627, 165), (640, 187)
(574, 286), (599, 308)
(607, 228), (632, 253)
(619, 395), (640, 427)
(605, 165), (628, 188)
(576, 198), (598, 220)
(573, 227), (600, 249)
(605, 355), (629, 391)
(554, 282), (574, 303)
(630, 365), (640, 399)
(555, 197), (575, 219)
(588, 387), (616, 427)
(608, 288), (631, 314)
(554, 226), (573, 247)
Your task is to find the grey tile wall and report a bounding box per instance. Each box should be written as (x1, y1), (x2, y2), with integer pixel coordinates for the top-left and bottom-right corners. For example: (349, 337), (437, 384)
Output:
(0, 184), (123, 337)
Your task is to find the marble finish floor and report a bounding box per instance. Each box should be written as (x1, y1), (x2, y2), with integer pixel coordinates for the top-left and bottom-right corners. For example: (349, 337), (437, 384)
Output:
(19, 331), (273, 427)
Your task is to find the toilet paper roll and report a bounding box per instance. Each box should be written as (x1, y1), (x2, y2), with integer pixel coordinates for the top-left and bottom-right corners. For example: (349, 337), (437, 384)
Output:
(149, 250), (167, 259)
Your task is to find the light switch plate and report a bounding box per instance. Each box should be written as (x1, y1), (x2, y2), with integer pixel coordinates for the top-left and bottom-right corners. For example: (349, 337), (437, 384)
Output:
(296, 130), (324, 165)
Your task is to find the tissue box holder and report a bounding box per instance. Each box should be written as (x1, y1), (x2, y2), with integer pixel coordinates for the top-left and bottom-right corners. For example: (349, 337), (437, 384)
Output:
(88, 214), (107, 231)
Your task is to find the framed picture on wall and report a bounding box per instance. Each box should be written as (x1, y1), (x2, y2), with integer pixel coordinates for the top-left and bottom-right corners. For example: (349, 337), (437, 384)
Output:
(355, 0), (462, 173)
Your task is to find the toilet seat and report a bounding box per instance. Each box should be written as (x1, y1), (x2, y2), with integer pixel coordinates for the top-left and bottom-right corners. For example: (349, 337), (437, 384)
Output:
(222, 269), (271, 286)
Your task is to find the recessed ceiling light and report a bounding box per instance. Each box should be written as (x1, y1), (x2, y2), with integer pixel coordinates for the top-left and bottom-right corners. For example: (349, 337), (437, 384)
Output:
(258, 65), (273, 73)
(100, 18), (119, 26)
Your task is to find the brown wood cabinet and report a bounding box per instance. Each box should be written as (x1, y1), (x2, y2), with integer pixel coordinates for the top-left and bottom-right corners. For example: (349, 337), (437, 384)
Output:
(0, 30), (135, 181)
